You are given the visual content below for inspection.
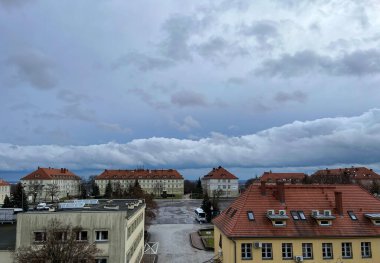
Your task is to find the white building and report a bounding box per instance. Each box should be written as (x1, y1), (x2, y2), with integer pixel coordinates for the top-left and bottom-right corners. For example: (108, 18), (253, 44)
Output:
(95, 169), (184, 197)
(21, 167), (81, 201)
(15, 199), (145, 263)
(0, 179), (11, 205)
(201, 166), (239, 198)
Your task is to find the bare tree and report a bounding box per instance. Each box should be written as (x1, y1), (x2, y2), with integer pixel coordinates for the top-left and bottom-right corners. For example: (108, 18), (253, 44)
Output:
(28, 182), (44, 204)
(45, 184), (60, 202)
(14, 219), (101, 263)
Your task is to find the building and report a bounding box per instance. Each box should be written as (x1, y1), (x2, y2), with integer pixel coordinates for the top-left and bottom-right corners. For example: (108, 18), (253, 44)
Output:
(312, 167), (380, 186)
(21, 167), (81, 201)
(0, 224), (16, 263)
(0, 179), (11, 205)
(213, 182), (380, 263)
(95, 169), (184, 197)
(260, 171), (306, 183)
(14, 199), (145, 263)
(201, 166), (239, 198)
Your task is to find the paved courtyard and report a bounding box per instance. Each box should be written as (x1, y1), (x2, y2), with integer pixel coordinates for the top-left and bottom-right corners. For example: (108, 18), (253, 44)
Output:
(146, 199), (233, 263)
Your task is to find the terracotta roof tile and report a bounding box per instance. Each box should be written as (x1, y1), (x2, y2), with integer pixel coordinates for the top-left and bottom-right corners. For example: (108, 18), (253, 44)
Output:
(260, 172), (306, 182)
(313, 167), (380, 180)
(213, 183), (380, 238)
(0, 179), (10, 186)
(203, 166), (238, 180)
(95, 169), (183, 180)
(21, 167), (80, 181)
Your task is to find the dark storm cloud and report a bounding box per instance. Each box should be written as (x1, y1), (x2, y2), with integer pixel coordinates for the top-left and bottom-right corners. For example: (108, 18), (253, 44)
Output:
(6, 50), (57, 90)
(255, 49), (380, 77)
(112, 52), (175, 72)
(171, 90), (208, 108)
(274, 90), (307, 103)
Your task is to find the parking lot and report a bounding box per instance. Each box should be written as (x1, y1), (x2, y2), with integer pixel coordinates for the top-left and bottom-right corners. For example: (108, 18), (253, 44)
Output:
(147, 199), (233, 263)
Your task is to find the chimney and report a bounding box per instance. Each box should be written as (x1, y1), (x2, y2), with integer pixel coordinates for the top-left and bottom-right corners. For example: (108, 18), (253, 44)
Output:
(335, 191), (343, 216)
(260, 181), (266, 195)
(276, 181), (285, 204)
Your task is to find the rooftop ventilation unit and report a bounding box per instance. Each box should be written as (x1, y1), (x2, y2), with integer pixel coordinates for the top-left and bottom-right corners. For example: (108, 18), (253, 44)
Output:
(295, 256), (303, 262)
(267, 210), (275, 216)
(128, 204), (135, 210)
(279, 210), (286, 216)
(324, 210), (332, 216)
(312, 210), (319, 217)
(253, 242), (262, 249)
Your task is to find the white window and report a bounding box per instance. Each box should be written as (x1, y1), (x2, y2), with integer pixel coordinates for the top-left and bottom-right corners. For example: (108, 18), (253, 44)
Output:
(302, 243), (313, 259)
(322, 243), (333, 259)
(75, 231), (88, 241)
(241, 243), (252, 260)
(282, 243), (293, 259)
(262, 243), (272, 259)
(342, 242), (352, 258)
(95, 231), (108, 241)
(361, 242), (371, 258)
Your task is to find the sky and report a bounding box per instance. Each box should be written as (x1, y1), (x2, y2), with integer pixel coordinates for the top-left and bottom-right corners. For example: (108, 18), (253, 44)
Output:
(1, 0), (380, 180)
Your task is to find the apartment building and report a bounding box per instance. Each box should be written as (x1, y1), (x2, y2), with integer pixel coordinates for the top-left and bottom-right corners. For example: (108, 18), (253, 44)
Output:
(95, 169), (184, 197)
(260, 171), (306, 183)
(0, 179), (11, 205)
(213, 182), (380, 263)
(21, 167), (81, 201)
(201, 166), (239, 198)
(15, 199), (145, 263)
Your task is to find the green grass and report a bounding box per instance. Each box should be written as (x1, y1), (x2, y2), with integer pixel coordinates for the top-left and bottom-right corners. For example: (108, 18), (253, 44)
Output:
(202, 237), (214, 249)
(198, 229), (214, 237)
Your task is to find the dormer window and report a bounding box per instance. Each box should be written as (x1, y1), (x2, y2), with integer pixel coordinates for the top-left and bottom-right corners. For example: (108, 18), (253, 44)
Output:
(311, 210), (335, 226)
(364, 213), (380, 225)
(267, 210), (289, 227)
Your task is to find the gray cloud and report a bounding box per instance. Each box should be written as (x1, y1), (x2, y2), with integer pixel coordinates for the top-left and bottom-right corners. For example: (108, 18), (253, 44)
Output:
(274, 90), (307, 103)
(171, 90), (208, 107)
(62, 103), (96, 122)
(174, 116), (201, 132)
(255, 49), (380, 77)
(2, 109), (380, 170)
(112, 52), (175, 71)
(6, 50), (57, 90)
(57, 90), (88, 103)
(128, 88), (170, 110)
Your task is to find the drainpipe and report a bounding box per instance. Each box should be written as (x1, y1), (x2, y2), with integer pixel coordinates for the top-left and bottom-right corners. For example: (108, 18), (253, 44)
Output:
(232, 238), (237, 263)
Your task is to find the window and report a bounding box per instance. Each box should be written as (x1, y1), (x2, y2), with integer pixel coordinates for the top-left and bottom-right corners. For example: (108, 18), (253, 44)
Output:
(298, 211), (306, 220)
(274, 220), (286, 226)
(302, 243), (313, 259)
(75, 231), (88, 241)
(34, 232), (46, 242)
(322, 243), (333, 259)
(247, 211), (255, 221)
(241, 243), (252, 260)
(95, 259), (107, 263)
(282, 243), (293, 259)
(361, 242), (371, 258)
(348, 211), (357, 220)
(95, 231), (108, 241)
(262, 243), (273, 259)
(54, 231), (67, 241)
(291, 211), (299, 220)
(319, 220), (332, 226)
(341, 242), (352, 258)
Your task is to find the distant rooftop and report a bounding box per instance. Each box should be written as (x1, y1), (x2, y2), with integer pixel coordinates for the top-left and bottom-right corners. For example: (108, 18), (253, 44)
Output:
(96, 169), (183, 180)
(21, 167), (81, 181)
(0, 179), (10, 186)
(260, 171), (306, 182)
(203, 166), (238, 180)
(312, 166), (380, 180)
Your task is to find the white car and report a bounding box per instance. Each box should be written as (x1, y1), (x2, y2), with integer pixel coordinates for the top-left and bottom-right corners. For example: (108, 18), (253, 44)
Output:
(195, 208), (207, 224)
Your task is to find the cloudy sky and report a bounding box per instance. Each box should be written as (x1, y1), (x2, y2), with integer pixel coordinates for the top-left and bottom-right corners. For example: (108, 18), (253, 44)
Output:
(1, 0), (380, 180)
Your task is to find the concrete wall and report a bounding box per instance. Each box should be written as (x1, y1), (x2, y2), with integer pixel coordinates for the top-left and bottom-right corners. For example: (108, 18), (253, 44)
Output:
(16, 205), (145, 263)
(215, 225), (380, 263)
(0, 250), (13, 263)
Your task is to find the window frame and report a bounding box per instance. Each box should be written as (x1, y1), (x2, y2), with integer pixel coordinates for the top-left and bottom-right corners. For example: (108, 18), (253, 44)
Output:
(291, 211), (299, 220)
(341, 242), (352, 259)
(322, 243), (333, 259)
(75, 230), (88, 241)
(361, 242), (372, 258)
(95, 230), (109, 242)
(347, 211), (358, 221)
(262, 243), (273, 260)
(241, 243), (252, 260)
(302, 243), (313, 259)
(33, 231), (46, 243)
(247, 211), (255, 221)
(282, 243), (293, 259)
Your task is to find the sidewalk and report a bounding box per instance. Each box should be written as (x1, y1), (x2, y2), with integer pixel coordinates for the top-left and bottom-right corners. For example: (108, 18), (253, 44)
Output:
(190, 231), (205, 250)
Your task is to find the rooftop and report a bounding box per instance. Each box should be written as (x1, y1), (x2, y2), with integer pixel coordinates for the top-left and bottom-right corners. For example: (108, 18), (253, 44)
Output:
(312, 166), (380, 180)
(21, 167), (81, 181)
(213, 183), (380, 238)
(96, 169), (183, 180)
(0, 179), (10, 186)
(260, 171), (306, 182)
(202, 166), (238, 180)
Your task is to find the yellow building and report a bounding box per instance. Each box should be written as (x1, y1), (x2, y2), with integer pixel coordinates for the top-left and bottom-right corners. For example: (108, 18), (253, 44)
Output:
(213, 182), (380, 263)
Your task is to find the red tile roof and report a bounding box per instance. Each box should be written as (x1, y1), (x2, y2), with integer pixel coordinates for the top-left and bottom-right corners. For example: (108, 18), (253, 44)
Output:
(213, 183), (380, 238)
(203, 166), (238, 180)
(95, 169), (183, 180)
(312, 167), (380, 180)
(21, 167), (80, 181)
(260, 171), (306, 182)
(0, 179), (10, 186)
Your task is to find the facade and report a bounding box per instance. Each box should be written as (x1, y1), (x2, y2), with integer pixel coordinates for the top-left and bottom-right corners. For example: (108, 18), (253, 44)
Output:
(0, 179), (11, 205)
(213, 182), (380, 263)
(312, 167), (380, 186)
(260, 171), (306, 183)
(16, 199), (145, 263)
(201, 166), (239, 198)
(21, 167), (81, 201)
(95, 169), (184, 197)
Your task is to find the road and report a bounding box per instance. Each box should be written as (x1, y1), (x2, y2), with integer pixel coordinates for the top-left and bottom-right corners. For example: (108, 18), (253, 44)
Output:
(147, 199), (233, 263)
